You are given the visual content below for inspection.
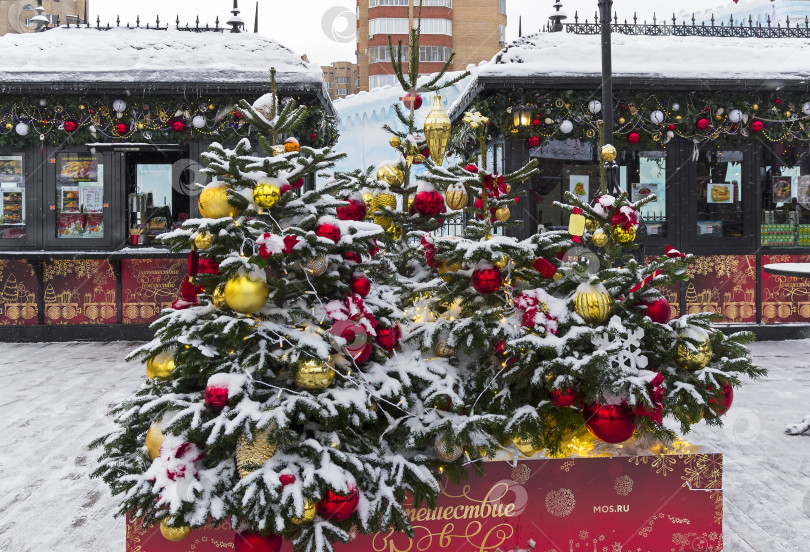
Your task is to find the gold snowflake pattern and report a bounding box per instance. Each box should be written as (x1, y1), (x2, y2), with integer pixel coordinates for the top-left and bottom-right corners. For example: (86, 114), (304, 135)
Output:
(637, 512), (666, 538)
(627, 455), (650, 466)
(682, 454), (722, 491)
(511, 463), (531, 484)
(611, 543), (622, 552)
(545, 488), (576, 518)
(614, 475), (633, 496)
(560, 460), (575, 472)
(651, 455), (677, 476)
(578, 529), (589, 540)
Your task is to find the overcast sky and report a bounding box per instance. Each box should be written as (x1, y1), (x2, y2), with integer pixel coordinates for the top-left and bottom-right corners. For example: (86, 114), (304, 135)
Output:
(95, 1), (738, 66)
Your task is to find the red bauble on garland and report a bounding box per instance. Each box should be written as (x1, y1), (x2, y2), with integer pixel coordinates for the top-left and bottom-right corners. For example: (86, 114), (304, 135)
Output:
(63, 120), (78, 133)
(696, 118), (711, 130)
(337, 199), (367, 221)
(376, 325), (401, 352)
(172, 120), (186, 132)
(550, 388), (577, 407)
(204, 385), (229, 409)
(582, 403), (637, 444)
(627, 132), (640, 144)
(234, 531), (282, 552)
(413, 191), (445, 217)
(115, 122), (129, 135)
(315, 222), (341, 243)
(527, 136), (540, 148)
(642, 298), (671, 324)
(532, 118), (541, 126)
(317, 485), (359, 521)
(751, 120), (764, 132)
(709, 382), (734, 416)
(350, 274), (371, 297)
(402, 92), (423, 110)
(290, 178), (305, 189)
(471, 266), (503, 294)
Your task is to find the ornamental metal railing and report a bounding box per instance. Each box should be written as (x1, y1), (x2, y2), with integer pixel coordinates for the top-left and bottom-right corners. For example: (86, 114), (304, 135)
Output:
(547, 11), (810, 38)
(53, 15), (227, 33)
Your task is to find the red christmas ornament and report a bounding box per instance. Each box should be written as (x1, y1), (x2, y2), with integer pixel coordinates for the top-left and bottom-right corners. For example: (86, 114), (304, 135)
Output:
(342, 251), (362, 263)
(465, 164), (478, 173)
(234, 110), (242, 119)
(709, 382), (734, 416)
(172, 120), (186, 132)
(204, 385), (229, 409)
(337, 198), (367, 221)
(696, 118), (711, 130)
(280, 183), (291, 195)
(775, 98), (782, 105)
(350, 274), (371, 297)
(667, 124), (675, 131)
(402, 92), (423, 110)
(533, 258), (557, 279)
(471, 267), (503, 294)
(627, 132), (640, 144)
(310, 133), (317, 140)
(64, 120), (78, 133)
(473, 197), (497, 221)
(619, 102), (629, 112)
(376, 325), (401, 352)
(279, 474), (296, 486)
(181, 275), (202, 302)
(582, 403), (637, 444)
(751, 120), (764, 132)
(611, 207), (638, 230)
(413, 190), (445, 217)
(642, 298), (670, 324)
(290, 178), (305, 189)
(550, 388), (577, 408)
(527, 136), (540, 148)
(234, 532), (282, 552)
(532, 118), (541, 126)
(315, 223), (341, 243)
(330, 320), (372, 363)
(115, 122), (129, 135)
(317, 485), (359, 521)
(197, 257), (220, 275)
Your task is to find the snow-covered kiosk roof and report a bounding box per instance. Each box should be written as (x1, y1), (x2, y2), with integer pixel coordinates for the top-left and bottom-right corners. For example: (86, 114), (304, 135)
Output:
(450, 31), (810, 118)
(0, 27), (334, 114)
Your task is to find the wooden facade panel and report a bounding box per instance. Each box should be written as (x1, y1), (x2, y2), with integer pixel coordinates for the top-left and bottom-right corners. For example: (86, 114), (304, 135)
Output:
(0, 259), (38, 325)
(686, 255), (757, 323)
(760, 254), (810, 324)
(42, 259), (116, 325)
(121, 258), (185, 324)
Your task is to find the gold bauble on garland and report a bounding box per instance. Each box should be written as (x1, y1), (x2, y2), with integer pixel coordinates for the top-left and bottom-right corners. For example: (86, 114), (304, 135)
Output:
(389, 136), (402, 148)
(434, 436), (463, 462)
(160, 519), (191, 542)
(224, 273), (269, 314)
(295, 358), (336, 390)
(495, 206), (511, 222)
(146, 351), (177, 380)
(212, 285), (228, 309)
(612, 225), (636, 244)
(584, 218), (599, 232)
(434, 340), (457, 358)
(512, 436), (539, 457)
(194, 232), (213, 250)
(236, 425), (278, 478)
(592, 229), (609, 248)
(253, 181), (281, 208)
(198, 185), (238, 219)
(291, 499), (317, 525)
(376, 165), (405, 188)
(676, 334), (713, 371)
(445, 185), (469, 210)
(574, 284), (614, 324)
(493, 255), (509, 270)
(5, 122), (13, 131)
(145, 423), (165, 460)
(600, 144), (618, 162)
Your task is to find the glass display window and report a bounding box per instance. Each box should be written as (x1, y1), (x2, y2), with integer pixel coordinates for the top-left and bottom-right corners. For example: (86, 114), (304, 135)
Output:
(620, 150), (667, 237)
(760, 142), (810, 248)
(695, 149), (744, 239)
(55, 152), (105, 239)
(0, 153), (27, 240)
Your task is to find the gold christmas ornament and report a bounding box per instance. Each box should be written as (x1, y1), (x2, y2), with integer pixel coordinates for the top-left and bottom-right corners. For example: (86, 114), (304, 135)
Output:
(495, 206), (511, 222)
(212, 285), (228, 309)
(194, 232), (213, 250)
(618, 117), (626, 125)
(592, 229), (609, 248)
(376, 165), (405, 187)
(372, 193), (397, 230)
(271, 145), (286, 156)
(136, 122), (145, 130)
(574, 284), (614, 324)
(493, 255), (509, 270)
(389, 136), (402, 148)
(160, 519), (191, 542)
(295, 358), (336, 390)
(198, 185), (238, 219)
(434, 436), (463, 462)
(424, 95), (452, 165)
(676, 334), (713, 371)
(236, 425), (278, 478)
(388, 225), (403, 240)
(434, 340), (457, 358)
(612, 225), (637, 244)
(362, 193), (374, 217)
(253, 181), (281, 209)
(584, 218), (599, 232)
(600, 144), (618, 162)
(297, 255), (329, 277)
(512, 436), (539, 457)
(437, 261), (462, 280)
(145, 423), (165, 460)
(224, 273), (269, 314)
(291, 499), (317, 525)
(4, 122), (12, 130)
(374, 214), (393, 230)
(146, 351), (177, 380)
(752, 104), (759, 111)
(284, 141), (300, 153)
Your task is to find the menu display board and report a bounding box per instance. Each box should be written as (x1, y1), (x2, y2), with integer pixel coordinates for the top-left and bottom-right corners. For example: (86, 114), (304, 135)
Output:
(56, 154), (104, 239)
(0, 155), (25, 238)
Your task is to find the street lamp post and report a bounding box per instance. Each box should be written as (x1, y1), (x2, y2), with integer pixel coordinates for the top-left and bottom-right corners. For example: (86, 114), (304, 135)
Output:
(598, 0), (614, 149)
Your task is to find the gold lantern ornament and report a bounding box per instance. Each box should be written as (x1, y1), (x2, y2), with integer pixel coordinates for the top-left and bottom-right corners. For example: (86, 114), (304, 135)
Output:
(253, 178), (281, 209)
(434, 436), (463, 462)
(296, 255), (329, 277)
(495, 206), (511, 222)
(236, 424), (278, 478)
(376, 164), (405, 188)
(295, 358), (336, 390)
(600, 144), (618, 162)
(574, 282), (614, 325)
(612, 225), (636, 244)
(389, 135), (402, 149)
(291, 499), (317, 525)
(675, 330), (713, 371)
(224, 273), (270, 314)
(198, 183), (239, 219)
(512, 435), (539, 457)
(194, 232), (213, 251)
(145, 423), (165, 460)
(146, 351), (177, 380)
(445, 183), (469, 210)
(212, 285), (228, 309)
(160, 519), (191, 542)
(424, 95), (452, 165)
(592, 229), (609, 248)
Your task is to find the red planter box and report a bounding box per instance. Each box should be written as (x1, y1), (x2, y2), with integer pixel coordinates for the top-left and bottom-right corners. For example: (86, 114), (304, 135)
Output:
(127, 453), (723, 552)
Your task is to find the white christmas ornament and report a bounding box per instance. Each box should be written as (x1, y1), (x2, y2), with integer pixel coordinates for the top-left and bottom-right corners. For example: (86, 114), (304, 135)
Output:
(672, 103), (680, 111)
(588, 100), (602, 114)
(192, 115), (206, 129)
(728, 109), (743, 123)
(15, 123), (28, 136)
(803, 102), (810, 115)
(650, 110), (665, 124)
(112, 99), (127, 113)
(559, 120), (574, 134)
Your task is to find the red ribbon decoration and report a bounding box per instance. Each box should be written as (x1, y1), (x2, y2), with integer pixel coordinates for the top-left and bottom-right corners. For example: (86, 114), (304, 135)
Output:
(632, 372), (666, 424)
(514, 293), (558, 334)
(665, 245), (686, 258)
(628, 269), (662, 293)
(421, 236), (437, 268)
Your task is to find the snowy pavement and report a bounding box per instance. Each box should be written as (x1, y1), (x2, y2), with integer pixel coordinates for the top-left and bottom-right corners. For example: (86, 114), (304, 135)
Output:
(0, 340), (808, 551)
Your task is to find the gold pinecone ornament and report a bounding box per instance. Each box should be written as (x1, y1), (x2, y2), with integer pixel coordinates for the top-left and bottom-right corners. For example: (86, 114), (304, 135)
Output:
(295, 358), (336, 390)
(160, 519), (191, 542)
(372, 192), (397, 230)
(574, 283), (614, 324)
(236, 425), (278, 478)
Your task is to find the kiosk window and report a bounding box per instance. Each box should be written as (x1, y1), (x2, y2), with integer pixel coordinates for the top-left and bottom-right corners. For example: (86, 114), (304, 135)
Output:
(55, 153), (104, 239)
(695, 149), (743, 239)
(0, 153), (26, 239)
(760, 143), (810, 247)
(620, 151), (667, 237)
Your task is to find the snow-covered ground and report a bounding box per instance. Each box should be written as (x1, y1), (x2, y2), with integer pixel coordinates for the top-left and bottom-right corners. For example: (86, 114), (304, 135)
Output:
(0, 339), (808, 551)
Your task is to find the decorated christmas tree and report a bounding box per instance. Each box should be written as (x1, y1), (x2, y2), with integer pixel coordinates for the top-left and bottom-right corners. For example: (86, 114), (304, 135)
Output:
(93, 71), (450, 552)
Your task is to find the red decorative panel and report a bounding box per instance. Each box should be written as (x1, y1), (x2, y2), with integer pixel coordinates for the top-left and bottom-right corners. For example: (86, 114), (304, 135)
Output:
(0, 259), (38, 325)
(761, 254), (810, 324)
(42, 259), (116, 325)
(122, 258), (185, 324)
(686, 255), (756, 323)
(127, 453), (723, 552)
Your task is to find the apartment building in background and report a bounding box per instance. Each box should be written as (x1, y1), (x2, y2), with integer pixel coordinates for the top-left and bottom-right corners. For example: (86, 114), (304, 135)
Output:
(357, 0), (507, 91)
(1, 0), (89, 35)
(321, 61), (360, 100)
